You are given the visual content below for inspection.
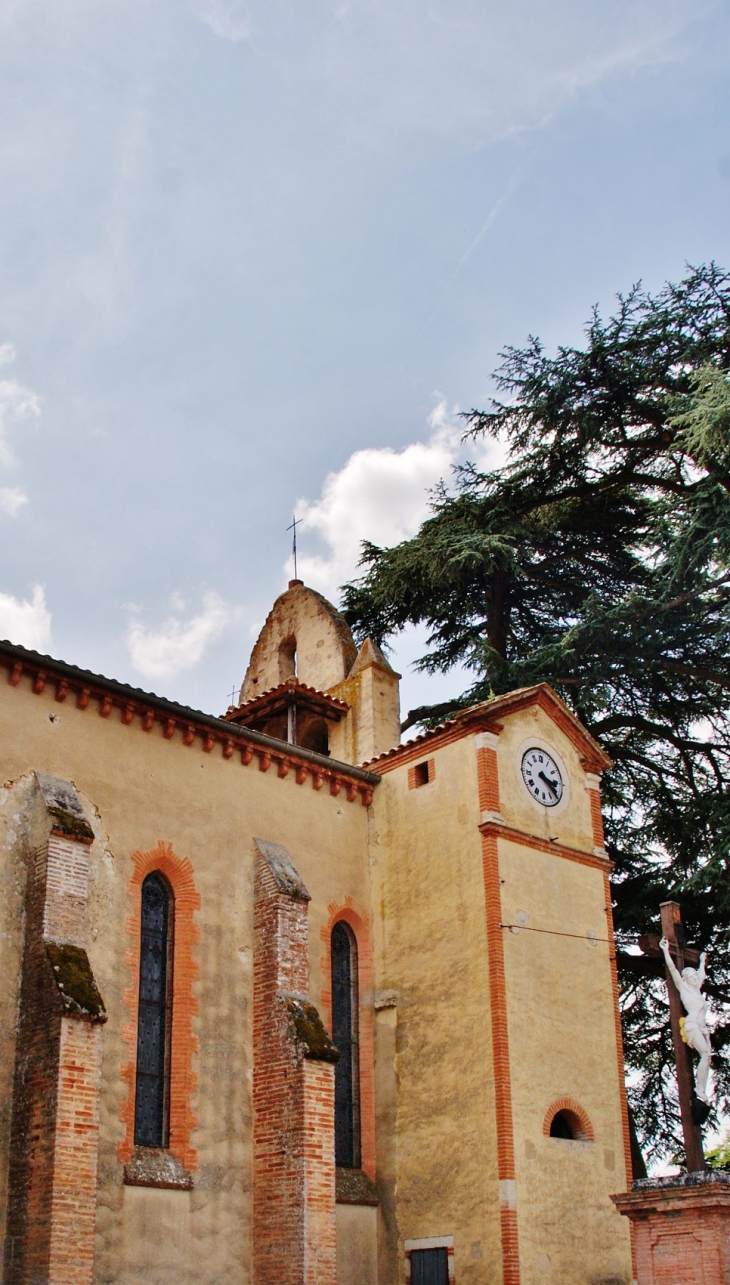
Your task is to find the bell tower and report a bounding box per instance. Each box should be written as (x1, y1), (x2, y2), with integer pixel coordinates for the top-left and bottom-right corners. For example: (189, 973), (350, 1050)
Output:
(226, 580), (401, 765)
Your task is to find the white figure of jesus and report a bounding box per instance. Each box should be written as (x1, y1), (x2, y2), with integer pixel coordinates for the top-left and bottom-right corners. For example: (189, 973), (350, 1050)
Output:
(659, 937), (712, 1104)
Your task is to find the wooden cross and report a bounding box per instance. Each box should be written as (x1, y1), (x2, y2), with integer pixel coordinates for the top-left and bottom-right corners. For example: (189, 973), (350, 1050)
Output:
(639, 901), (706, 1172)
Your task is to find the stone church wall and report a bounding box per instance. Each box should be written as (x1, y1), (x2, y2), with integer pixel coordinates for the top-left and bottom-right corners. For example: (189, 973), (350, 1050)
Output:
(0, 671), (371, 1285)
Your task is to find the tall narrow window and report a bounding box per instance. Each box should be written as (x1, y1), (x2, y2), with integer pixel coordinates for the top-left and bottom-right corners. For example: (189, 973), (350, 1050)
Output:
(331, 921), (360, 1167)
(134, 872), (174, 1148)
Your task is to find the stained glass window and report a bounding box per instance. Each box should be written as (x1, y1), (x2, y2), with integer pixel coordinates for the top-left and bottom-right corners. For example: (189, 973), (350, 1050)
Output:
(134, 873), (173, 1148)
(331, 921), (360, 1167)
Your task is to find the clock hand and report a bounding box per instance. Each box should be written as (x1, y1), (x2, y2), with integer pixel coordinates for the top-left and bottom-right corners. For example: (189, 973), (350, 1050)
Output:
(538, 770), (559, 798)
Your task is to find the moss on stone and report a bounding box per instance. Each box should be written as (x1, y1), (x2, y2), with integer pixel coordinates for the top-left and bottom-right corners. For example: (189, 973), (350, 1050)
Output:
(45, 942), (107, 1021)
(286, 997), (339, 1063)
(47, 805), (94, 843)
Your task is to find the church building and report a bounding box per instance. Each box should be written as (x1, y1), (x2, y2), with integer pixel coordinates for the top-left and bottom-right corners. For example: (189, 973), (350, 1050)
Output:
(0, 578), (635, 1284)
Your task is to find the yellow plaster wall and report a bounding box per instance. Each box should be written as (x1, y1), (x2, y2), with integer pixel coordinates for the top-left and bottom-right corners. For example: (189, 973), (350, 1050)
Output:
(498, 836), (632, 1284)
(494, 703), (597, 852)
(0, 676), (371, 1285)
(329, 660), (401, 765)
(336, 1205), (378, 1285)
(371, 707), (632, 1285)
(369, 736), (502, 1285)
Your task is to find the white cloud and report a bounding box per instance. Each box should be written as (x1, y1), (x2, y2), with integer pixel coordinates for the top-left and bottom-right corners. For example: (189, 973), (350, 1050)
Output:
(126, 591), (229, 682)
(291, 400), (463, 602)
(0, 487), (28, 517)
(193, 0), (251, 41)
(290, 399), (507, 713)
(0, 584), (52, 652)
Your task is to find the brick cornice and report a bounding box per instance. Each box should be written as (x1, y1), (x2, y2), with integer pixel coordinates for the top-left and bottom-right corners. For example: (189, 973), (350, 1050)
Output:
(0, 640), (379, 804)
(479, 820), (613, 871)
(366, 682), (611, 775)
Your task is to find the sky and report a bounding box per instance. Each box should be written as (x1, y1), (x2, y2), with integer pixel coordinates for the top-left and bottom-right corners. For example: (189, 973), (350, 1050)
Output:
(0, 0), (729, 720)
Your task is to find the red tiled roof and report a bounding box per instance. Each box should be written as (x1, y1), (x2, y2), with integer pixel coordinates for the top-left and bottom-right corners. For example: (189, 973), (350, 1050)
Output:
(361, 683), (611, 773)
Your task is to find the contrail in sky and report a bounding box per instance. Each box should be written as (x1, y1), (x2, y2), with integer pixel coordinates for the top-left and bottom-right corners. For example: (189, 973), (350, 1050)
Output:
(416, 163), (526, 341)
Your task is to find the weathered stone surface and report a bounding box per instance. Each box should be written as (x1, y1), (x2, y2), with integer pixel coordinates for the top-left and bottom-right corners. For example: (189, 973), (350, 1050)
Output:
(123, 1148), (193, 1191)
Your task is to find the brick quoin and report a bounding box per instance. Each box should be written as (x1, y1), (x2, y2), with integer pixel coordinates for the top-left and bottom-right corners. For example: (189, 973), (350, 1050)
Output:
(589, 787), (606, 850)
(477, 745), (501, 815)
(4, 785), (105, 1285)
(253, 842), (337, 1285)
(477, 737), (521, 1285)
(319, 898), (376, 1182)
(118, 840), (200, 1171)
(480, 822), (521, 1285)
(601, 870), (633, 1182)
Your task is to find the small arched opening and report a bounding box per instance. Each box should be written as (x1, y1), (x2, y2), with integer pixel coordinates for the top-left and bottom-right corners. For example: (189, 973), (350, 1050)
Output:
(544, 1099), (594, 1143)
(278, 635), (297, 682)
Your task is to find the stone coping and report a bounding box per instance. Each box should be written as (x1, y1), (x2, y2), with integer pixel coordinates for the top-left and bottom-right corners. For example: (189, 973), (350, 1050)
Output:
(335, 1167), (379, 1205)
(631, 1170), (730, 1192)
(123, 1147), (194, 1190)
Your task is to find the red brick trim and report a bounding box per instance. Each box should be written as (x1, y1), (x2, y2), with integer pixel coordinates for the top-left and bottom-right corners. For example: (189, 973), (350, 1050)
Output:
(0, 651), (374, 803)
(118, 840), (200, 1171)
(407, 758), (435, 789)
(365, 683), (610, 773)
(611, 1184), (730, 1284)
(542, 1098), (595, 1141)
(253, 850), (337, 1285)
(319, 899), (376, 1183)
(477, 746), (500, 814)
(479, 821), (613, 872)
(603, 873), (634, 1190)
(370, 718), (503, 771)
(481, 832), (520, 1285)
(588, 786), (606, 850)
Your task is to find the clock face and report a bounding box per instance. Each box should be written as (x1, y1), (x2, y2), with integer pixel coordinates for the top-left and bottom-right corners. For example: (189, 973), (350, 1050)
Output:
(521, 747), (564, 807)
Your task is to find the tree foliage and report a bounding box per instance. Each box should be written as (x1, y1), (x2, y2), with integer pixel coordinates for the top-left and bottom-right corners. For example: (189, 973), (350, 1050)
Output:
(342, 264), (730, 1165)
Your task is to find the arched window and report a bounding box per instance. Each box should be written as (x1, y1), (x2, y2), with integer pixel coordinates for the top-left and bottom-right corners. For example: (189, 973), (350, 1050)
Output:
(544, 1099), (594, 1142)
(134, 872), (174, 1148)
(331, 921), (360, 1168)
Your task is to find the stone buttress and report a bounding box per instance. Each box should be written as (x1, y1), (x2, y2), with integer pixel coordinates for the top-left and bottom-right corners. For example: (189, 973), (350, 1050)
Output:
(252, 837), (339, 1285)
(3, 774), (106, 1285)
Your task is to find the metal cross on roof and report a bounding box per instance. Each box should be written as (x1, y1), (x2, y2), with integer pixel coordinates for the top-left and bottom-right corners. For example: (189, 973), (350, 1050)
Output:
(287, 514), (300, 581)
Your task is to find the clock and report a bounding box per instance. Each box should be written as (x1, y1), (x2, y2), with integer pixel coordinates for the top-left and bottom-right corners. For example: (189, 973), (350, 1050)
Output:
(521, 747), (564, 807)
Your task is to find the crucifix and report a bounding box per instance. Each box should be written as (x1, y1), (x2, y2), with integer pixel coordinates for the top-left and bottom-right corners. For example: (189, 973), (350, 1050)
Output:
(639, 901), (709, 1172)
(287, 514), (300, 581)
